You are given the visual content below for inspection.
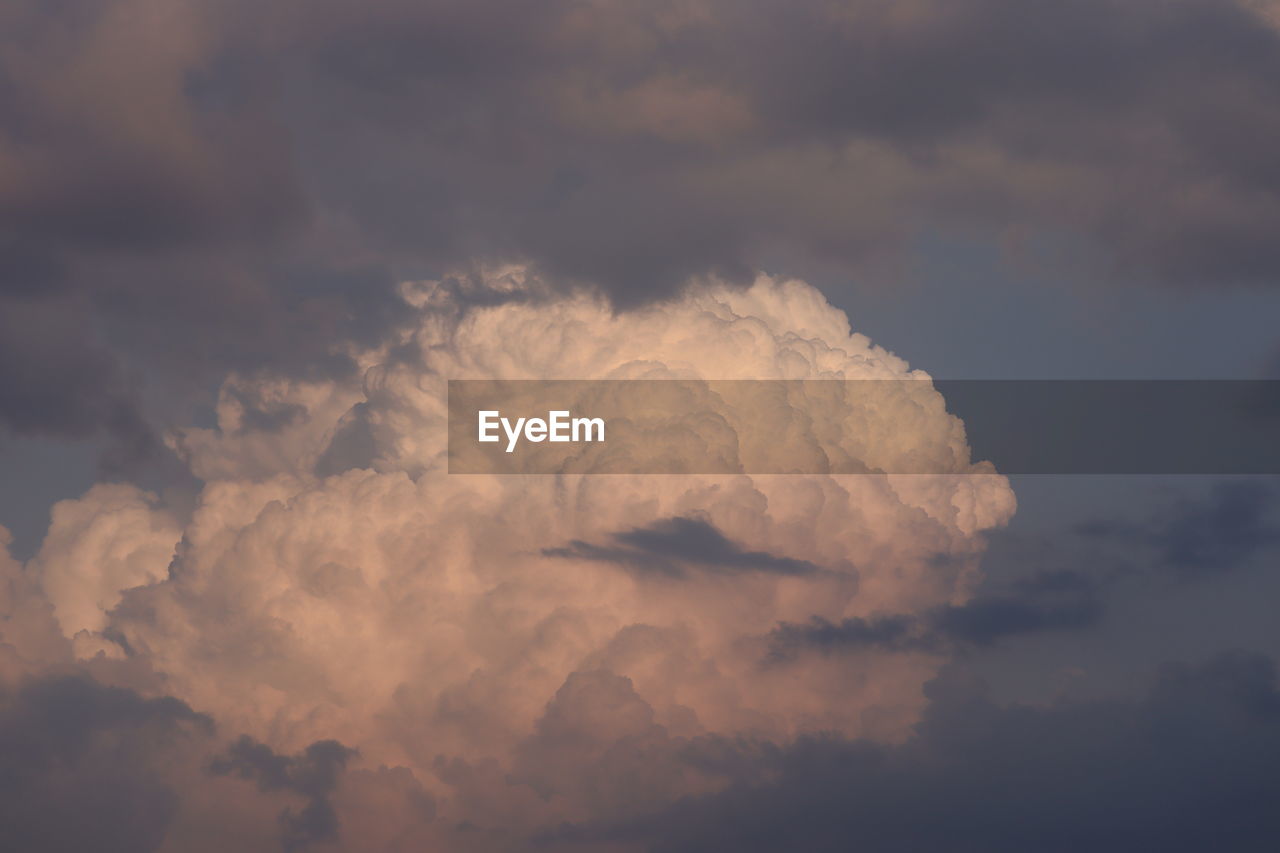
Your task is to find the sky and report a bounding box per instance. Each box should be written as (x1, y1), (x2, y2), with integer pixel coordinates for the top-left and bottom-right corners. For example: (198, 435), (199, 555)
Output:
(2, 1), (1280, 851)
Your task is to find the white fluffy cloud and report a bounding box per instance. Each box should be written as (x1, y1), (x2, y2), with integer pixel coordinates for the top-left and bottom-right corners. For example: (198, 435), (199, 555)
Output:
(13, 268), (1015, 843)
(30, 484), (180, 640)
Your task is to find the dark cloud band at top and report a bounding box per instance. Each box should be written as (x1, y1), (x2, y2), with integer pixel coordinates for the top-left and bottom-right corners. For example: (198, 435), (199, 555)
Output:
(6, 0), (1280, 446)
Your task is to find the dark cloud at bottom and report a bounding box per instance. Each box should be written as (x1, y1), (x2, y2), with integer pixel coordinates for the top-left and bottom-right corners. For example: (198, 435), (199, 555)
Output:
(0, 677), (211, 853)
(554, 651), (1280, 853)
(210, 736), (357, 852)
(8, 650), (1280, 851)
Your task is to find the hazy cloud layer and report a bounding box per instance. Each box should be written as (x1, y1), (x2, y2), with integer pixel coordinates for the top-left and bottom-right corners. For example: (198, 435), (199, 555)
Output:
(1078, 479), (1280, 574)
(565, 650), (1280, 853)
(6, 0), (1280, 443)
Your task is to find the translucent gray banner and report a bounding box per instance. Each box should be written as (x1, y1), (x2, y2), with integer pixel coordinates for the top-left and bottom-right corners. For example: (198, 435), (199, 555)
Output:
(447, 380), (1280, 474)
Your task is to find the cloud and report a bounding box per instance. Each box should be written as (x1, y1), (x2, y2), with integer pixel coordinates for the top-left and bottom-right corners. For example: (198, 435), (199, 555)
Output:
(5, 270), (1274, 851)
(545, 516), (822, 579)
(0, 297), (157, 471)
(0, 0), (300, 252)
(0, 676), (211, 853)
(3, 1), (1279, 843)
(770, 568), (1103, 659)
(560, 650), (1280, 853)
(210, 737), (357, 852)
(3, 269), (1014, 846)
(29, 484), (181, 640)
(0, 669), (436, 853)
(929, 569), (1103, 645)
(1077, 480), (1280, 575)
(769, 612), (926, 656)
(0, 525), (71, 681)
(264, 0), (1280, 292)
(5, 0), (1280, 447)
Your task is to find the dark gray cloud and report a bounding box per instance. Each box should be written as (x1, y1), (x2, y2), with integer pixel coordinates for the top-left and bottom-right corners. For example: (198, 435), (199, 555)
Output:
(773, 480), (1280, 662)
(544, 516), (821, 578)
(770, 612), (925, 655)
(5, 0), (1280, 448)
(0, 673), (427, 853)
(276, 0), (1280, 288)
(0, 296), (157, 472)
(1077, 480), (1280, 575)
(556, 650), (1280, 853)
(0, 676), (211, 853)
(931, 569), (1104, 645)
(769, 568), (1102, 659)
(210, 736), (357, 852)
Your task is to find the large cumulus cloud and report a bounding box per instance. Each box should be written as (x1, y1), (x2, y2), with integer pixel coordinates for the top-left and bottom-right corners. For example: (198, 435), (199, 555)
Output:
(5, 270), (1014, 847)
